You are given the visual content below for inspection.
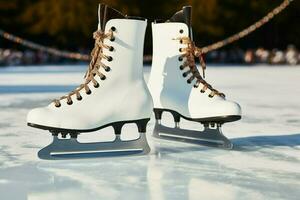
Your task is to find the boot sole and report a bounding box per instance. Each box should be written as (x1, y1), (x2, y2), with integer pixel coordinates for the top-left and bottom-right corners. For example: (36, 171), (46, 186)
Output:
(154, 108), (241, 124)
(27, 118), (150, 134)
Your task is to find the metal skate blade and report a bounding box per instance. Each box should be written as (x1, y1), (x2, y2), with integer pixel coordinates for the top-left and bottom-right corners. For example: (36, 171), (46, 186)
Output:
(51, 149), (142, 155)
(38, 133), (150, 160)
(158, 133), (225, 144)
(49, 148), (143, 157)
(153, 122), (233, 149)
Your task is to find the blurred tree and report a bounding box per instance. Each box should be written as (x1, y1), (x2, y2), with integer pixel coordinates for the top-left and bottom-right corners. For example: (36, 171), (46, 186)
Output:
(0, 0), (299, 52)
(19, 0), (97, 48)
(187, 0), (222, 36)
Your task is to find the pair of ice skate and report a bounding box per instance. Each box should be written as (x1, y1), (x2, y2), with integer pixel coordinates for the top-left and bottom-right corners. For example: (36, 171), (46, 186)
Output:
(27, 4), (241, 160)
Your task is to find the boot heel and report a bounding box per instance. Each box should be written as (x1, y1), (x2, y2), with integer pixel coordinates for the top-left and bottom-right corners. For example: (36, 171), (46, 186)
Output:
(112, 122), (124, 135)
(170, 110), (180, 123)
(153, 109), (163, 120)
(136, 118), (150, 133)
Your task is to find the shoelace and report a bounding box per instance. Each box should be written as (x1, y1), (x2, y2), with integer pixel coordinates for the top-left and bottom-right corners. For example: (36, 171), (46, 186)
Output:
(53, 29), (115, 107)
(177, 36), (225, 98)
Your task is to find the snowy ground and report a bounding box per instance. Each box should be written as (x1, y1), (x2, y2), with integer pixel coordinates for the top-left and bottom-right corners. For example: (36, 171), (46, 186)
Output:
(0, 64), (299, 200)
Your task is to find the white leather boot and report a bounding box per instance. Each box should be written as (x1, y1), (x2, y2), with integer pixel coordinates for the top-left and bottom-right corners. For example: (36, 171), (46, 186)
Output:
(27, 4), (153, 159)
(148, 6), (241, 149)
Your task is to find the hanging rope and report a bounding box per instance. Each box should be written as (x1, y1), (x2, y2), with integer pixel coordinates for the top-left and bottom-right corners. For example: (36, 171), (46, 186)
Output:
(0, 29), (90, 61)
(201, 0), (293, 54)
(0, 0), (293, 59)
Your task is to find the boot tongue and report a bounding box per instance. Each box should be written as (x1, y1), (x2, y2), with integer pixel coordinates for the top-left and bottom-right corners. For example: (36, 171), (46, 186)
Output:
(168, 6), (192, 28)
(98, 4), (126, 31)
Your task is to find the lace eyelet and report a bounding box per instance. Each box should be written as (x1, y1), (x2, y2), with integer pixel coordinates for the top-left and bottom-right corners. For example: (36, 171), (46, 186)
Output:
(55, 103), (61, 108)
(179, 48), (182, 52)
(110, 37), (115, 42)
(101, 76), (106, 80)
(178, 57), (183, 61)
(67, 101), (73, 105)
(86, 90), (92, 95)
(94, 83), (99, 88)
(179, 65), (184, 70)
(109, 46), (114, 51)
(208, 94), (213, 98)
(105, 67), (111, 72)
(107, 56), (113, 62)
(182, 73), (187, 77)
(187, 80), (191, 84)
(111, 26), (116, 31)
(179, 29), (184, 34)
(180, 40), (183, 44)
(77, 96), (82, 101)
(193, 84), (198, 88)
(200, 89), (205, 93)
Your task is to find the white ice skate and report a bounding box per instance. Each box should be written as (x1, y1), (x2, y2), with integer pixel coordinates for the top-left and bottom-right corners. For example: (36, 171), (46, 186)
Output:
(148, 6), (241, 149)
(27, 4), (153, 159)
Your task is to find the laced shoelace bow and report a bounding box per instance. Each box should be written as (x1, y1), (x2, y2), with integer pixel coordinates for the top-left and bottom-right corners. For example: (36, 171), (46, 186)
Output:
(177, 36), (225, 98)
(53, 29), (114, 107)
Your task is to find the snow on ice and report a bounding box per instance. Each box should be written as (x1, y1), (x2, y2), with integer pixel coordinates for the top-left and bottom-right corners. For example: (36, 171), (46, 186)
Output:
(0, 65), (299, 200)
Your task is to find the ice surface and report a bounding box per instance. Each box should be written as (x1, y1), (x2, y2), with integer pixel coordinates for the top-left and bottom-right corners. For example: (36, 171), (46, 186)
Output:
(0, 65), (299, 200)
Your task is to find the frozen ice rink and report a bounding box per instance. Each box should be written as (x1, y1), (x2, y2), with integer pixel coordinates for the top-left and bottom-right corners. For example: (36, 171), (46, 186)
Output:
(0, 65), (299, 200)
